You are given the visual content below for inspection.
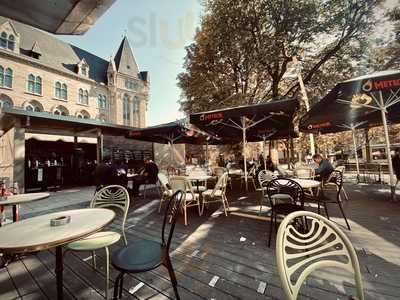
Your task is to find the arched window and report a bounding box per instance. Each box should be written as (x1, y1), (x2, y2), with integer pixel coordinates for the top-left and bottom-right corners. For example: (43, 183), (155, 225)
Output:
(53, 105), (68, 116)
(4, 68), (12, 88)
(0, 32), (7, 48)
(25, 101), (42, 112)
(35, 77), (42, 95)
(7, 34), (15, 51)
(27, 75), (42, 95)
(61, 84), (67, 100)
(98, 94), (107, 109)
(78, 88), (88, 105)
(133, 97), (140, 112)
(27, 74), (35, 93)
(77, 110), (90, 119)
(0, 95), (13, 108)
(123, 95), (131, 125)
(55, 82), (62, 98)
(0, 66), (3, 87)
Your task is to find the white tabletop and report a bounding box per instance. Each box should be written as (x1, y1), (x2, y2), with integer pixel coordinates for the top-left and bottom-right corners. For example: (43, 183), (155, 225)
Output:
(0, 192), (50, 206)
(292, 179), (321, 189)
(228, 169), (243, 176)
(0, 208), (115, 253)
(186, 175), (212, 181)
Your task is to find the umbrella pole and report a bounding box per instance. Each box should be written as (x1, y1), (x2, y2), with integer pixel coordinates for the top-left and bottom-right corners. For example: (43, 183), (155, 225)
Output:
(263, 137), (267, 171)
(205, 142), (209, 166)
(241, 116), (248, 191)
(379, 91), (396, 200)
(351, 128), (360, 182)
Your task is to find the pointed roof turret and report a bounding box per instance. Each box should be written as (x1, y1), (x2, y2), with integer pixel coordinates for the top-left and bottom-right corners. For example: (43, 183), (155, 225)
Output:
(31, 41), (42, 56)
(114, 36), (139, 77)
(107, 56), (116, 73)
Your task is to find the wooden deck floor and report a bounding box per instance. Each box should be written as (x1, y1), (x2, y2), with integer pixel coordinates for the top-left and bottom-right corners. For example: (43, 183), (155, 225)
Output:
(1, 181), (400, 299)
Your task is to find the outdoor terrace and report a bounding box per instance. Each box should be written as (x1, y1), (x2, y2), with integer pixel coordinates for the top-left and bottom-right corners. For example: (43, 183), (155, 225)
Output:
(1, 180), (400, 300)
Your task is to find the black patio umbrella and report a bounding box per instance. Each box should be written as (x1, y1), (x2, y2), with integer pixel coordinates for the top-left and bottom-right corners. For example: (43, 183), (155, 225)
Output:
(300, 70), (400, 196)
(126, 119), (219, 162)
(190, 98), (299, 190)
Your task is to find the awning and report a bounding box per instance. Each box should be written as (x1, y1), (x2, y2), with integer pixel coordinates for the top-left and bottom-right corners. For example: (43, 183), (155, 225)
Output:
(25, 133), (97, 144)
(0, 107), (137, 137)
(0, 0), (116, 35)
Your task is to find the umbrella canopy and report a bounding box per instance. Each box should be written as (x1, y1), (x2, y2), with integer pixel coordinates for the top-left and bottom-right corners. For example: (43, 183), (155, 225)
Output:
(126, 119), (217, 145)
(300, 70), (400, 134)
(299, 70), (400, 197)
(189, 98), (299, 143)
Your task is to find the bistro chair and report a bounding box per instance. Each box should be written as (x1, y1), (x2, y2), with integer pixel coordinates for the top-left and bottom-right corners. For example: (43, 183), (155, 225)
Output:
(305, 170), (351, 230)
(214, 167), (233, 190)
(140, 177), (162, 200)
(187, 168), (208, 193)
(158, 173), (173, 212)
(169, 176), (201, 226)
(111, 190), (183, 300)
(66, 185), (130, 300)
(333, 165), (350, 201)
(266, 179), (304, 247)
(257, 170), (277, 214)
(240, 165), (257, 190)
(276, 211), (364, 300)
(201, 172), (229, 216)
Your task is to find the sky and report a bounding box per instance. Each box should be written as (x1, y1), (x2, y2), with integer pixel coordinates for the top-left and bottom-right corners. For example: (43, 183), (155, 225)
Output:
(59, 0), (202, 126)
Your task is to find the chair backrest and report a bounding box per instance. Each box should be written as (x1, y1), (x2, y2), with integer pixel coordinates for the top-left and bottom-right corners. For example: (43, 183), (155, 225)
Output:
(91, 185), (130, 244)
(323, 170), (343, 196)
(158, 173), (170, 190)
(213, 167), (226, 177)
(258, 170), (277, 186)
(335, 165), (345, 173)
(211, 172), (228, 197)
(169, 176), (195, 195)
(295, 167), (314, 179)
(267, 179), (304, 208)
(167, 166), (177, 176)
(161, 190), (184, 251)
(276, 210), (364, 300)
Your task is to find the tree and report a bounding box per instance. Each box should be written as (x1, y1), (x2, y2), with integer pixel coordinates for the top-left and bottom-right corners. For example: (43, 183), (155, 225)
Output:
(178, 0), (380, 115)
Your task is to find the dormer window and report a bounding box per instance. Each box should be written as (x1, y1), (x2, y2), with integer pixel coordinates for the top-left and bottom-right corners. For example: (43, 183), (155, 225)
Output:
(77, 59), (89, 77)
(0, 32), (15, 51)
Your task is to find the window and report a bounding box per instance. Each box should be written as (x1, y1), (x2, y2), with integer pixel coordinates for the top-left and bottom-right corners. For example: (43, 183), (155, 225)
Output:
(125, 79), (138, 91)
(133, 97), (140, 112)
(8, 35), (14, 51)
(53, 106), (68, 116)
(98, 94), (107, 109)
(4, 68), (12, 88)
(81, 65), (87, 76)
(25, 101), (42, 112)
(77, 110), (90, 119)
(27, 74), (42, 95)
(0, 97), (12, 108)
(55, 82), (61, 98)
(0, 32), (7, 48)
(0, 66), (12, 88)
(123, 95), (131, 125)
(61, 84), (67, 100)
(78, 88), (89, 105)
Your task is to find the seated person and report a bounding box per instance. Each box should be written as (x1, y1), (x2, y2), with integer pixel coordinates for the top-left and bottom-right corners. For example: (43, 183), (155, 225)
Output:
(132, 158), (159, 196)
(312, 153), (334, 181)
(92, 156), (116, 191)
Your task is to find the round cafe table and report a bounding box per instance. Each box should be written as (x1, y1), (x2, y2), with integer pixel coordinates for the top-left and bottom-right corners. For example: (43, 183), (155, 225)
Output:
(185, 175), (212, 192)
(0, 208), (115, 300)
(0, 192), (50, 223)
(291, 178), (321, 189)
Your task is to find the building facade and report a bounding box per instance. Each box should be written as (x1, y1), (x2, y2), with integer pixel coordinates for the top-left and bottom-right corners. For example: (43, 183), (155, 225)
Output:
(0, 17), (149, 128)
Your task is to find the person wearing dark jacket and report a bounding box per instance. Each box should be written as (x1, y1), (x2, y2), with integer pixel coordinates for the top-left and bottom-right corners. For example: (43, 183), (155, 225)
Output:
(93, 156), (116, 190)
(132, 159), (159, 196)
(392, 150), (400, 186)
(313, 154), (334, 181)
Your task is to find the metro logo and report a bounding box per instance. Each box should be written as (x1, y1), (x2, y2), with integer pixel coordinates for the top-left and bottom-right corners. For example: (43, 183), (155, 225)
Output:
(200, 112), (224, 122)
(373, 79), (400, 90)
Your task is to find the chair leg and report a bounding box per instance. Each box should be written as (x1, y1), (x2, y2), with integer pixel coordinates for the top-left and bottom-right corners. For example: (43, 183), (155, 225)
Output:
(221, 197), (228, 216)
(197, 199), (201, 216)
(342, 187), (349, 201)
(143, 184), (147, 200)
(317, 202), (321, 215)
(113, 272), (123, 300)
(119, 273), (124, 299)
(158, 197), (163, 213)
(105, 247), (110, 300)
(268, 211), (274, 247)
(337, 200), (351, 230)
(200, 198), (205, 216)
(224, 195), (230, 211)
(184, 203), (188, 226)
(324, 203), (330, 219)
(92, 250), (96, 269)
(165, 256), (180, 300)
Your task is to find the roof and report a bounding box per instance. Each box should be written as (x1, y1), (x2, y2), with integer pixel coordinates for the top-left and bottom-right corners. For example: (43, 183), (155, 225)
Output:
(114, 37), (140, 77)
(0, 16), (109, 83)
(0, 0), (116, 35)
(0, 107), (138, 137)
